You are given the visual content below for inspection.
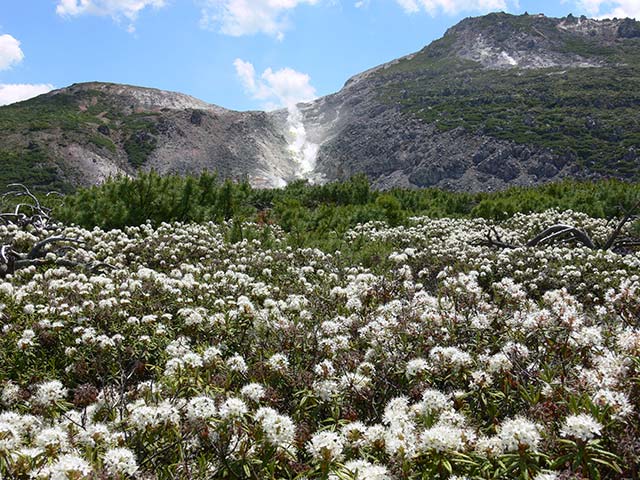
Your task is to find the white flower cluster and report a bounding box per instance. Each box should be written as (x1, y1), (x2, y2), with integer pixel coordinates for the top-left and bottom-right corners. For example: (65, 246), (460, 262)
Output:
(0, 211), (637, 478)
(560, 413), (603, 442)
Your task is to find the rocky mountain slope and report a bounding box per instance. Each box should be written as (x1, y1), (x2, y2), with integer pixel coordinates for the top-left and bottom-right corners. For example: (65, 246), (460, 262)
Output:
(2, 12), (640, 192)
(302, 13), (640, 191)
(0, 82), (296, 191)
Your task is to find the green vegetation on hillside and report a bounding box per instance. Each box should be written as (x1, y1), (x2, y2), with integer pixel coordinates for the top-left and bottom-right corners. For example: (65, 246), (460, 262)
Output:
(381, 13), (640, 177)
(0, 87), (161, 183)
(384, 65), (640, 176)
(0, 148), (71, 193)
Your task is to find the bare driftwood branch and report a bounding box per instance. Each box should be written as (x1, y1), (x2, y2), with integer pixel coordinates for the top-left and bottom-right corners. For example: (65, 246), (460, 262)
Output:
(5, 183), (43, 210)
(479, 226), (517, 249)
(27, 237), (84, 260)
(603, 198), (640, 251)
(1, 183), (53, 230)
(480, 201), (640, 254)
(526, 224), (573, 246)
(0, 245), (14, 264)
(526, 225), (596, 250)
(0, 184), (101, 276)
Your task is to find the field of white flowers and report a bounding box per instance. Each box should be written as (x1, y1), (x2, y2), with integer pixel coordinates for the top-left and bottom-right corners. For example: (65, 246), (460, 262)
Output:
(1, 209), (639, 479)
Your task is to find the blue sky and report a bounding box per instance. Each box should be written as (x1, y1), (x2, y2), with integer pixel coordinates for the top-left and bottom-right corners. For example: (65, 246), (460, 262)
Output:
(0, 0), (638, 110)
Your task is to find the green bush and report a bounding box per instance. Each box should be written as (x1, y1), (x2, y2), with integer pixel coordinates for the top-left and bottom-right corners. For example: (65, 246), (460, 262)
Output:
(54, 173), (640, 253)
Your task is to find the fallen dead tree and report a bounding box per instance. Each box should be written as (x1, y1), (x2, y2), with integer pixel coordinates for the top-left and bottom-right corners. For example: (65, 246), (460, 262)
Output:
(480, 200), (640, 253)
(0, 184), (113, 276)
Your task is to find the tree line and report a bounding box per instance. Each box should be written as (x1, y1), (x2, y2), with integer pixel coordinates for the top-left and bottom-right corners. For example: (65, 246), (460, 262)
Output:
(51, 172), (640, 244)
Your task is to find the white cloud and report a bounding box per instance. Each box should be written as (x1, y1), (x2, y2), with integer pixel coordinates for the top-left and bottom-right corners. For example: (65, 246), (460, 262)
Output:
(233, 58), (257, 93)
(394, 0), (512, 15)
(260, 65), (317, 108)
(0, 36), (53, 106)
(0, 84), (55, 106)
(234, 58), (318, 175)
(0, 35), (25, 71)
(56, 0), (167, 30)
(395, 0), (420, 13)
(200, 0), (318, 39)
(233, 58), (316, 109)
(576, 0), (640, 19)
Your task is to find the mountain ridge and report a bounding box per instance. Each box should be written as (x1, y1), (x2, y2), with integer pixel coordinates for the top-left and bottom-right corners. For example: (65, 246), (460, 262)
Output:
(303, 11), (640, 190)
(2, 11), (640, 192)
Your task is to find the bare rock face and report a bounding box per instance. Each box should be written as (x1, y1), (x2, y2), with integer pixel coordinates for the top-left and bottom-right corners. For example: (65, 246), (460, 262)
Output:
(145, 109), (298, 188)
(450, 14), (612, 69)
(57, 82), (227, 113)
(292, 12), (640, 191)
(1, 12), (640, 192)
(305, 100), (577, 192)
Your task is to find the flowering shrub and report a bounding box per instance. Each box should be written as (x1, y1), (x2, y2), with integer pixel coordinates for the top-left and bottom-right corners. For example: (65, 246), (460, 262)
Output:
(0, 209), (639, 478)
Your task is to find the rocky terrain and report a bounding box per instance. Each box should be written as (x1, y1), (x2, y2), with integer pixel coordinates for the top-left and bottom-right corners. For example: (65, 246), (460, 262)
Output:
(1, 12), (640, 192)
(302, 13), (640, 190)
(0, 82), (301, 191)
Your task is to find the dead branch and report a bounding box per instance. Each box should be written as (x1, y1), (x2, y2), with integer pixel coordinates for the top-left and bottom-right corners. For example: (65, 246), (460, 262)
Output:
(0, 185), (100, 276)
(603, 198), (640, 251)
(27, 237), (84, 260)
(1, 183), (53, 231)
(4, 183), (42, 210)
(526, 225), (596, 249)
(0, 245), (14, 264)
(480, 202), (640, 253)
(479, 226), (517, 249)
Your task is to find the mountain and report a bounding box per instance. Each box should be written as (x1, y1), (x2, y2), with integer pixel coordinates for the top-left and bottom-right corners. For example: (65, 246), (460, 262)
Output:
(0, 82), (295, 192)
(304, 13), (640, 191)
(2, 12), (640, 192)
